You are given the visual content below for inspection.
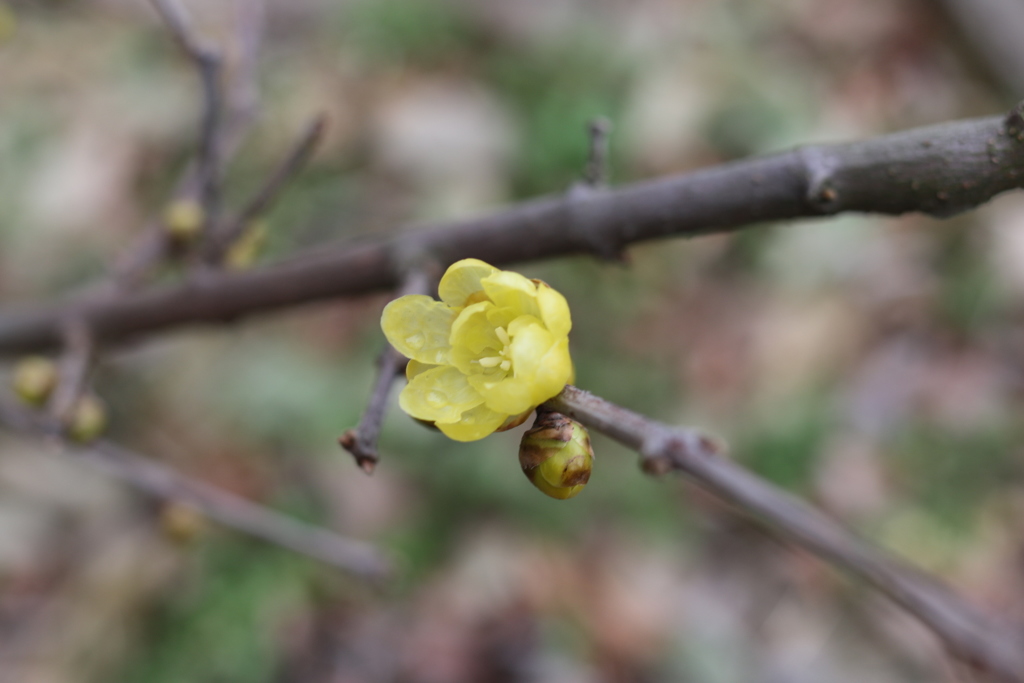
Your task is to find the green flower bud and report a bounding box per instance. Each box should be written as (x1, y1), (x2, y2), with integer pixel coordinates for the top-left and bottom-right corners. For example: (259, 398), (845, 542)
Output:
(163, 199), (205, 243)
(68, 394), (107, 443)
(11, 356), (58, 407)
(519, 410), (593, 500)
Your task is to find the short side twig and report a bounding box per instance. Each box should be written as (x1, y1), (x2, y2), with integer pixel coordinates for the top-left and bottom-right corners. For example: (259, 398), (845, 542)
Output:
(339, 269), (434, 473)
(47, 318), (95, 427)
(110, 0), (266, 290)
(546, 385), (1024, 683)
(582, 116), (613, 188)
(149, 0), (223, 222)
(0, 397), (391, 580)
(203, 114), (328, 265)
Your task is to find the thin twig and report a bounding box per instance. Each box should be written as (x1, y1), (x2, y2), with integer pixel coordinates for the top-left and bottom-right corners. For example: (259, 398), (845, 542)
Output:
(0, 396), (391, 580)
(203, 114), (328, 265)
(47, 318), (95, 427)
(339, 268), (435, 473)
(149, 0), (223, 223)
(338, 348), (406, 474)
(4, 104), (1024, 355)
(546, 385), (1024, 682)
(582, 116), (613, 188)
(110, 0), (266, 290)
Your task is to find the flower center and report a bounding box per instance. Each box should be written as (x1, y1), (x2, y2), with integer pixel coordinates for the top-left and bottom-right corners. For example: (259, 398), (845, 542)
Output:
(476, 326), (512, 373)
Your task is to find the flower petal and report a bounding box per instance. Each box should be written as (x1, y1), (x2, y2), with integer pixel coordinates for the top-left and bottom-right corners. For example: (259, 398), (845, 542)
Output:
(509, 322), (572, 404)
(438, 259), (499, 308)
(437, 404), (509, 441)
(468, 374), (535, 415)
(381, 295), (455, 365)
(451, 301), (502, 355)
(406, 359), (432, 380)
(536, 282), (572, 338)
(481, 271), (541, 319)
(399, 365), (484, 423)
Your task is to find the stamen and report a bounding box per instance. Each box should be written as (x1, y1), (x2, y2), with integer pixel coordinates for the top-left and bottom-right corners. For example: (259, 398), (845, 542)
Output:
(478, 356), (502, 368)
(500, 360), (511, 371)
(495, 327), (511, 346)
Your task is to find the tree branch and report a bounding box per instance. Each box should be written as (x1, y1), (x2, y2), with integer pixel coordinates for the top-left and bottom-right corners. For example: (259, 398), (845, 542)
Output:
(202, 114), (327, 265)
(149, 0), (224, 225)
(545, 385), (1024, 682)
(3, 106), (1024, 355)
(0, 397), (391, 580)
(111, 0), (266, 289)
(47, 318), (95, 426)
(338, 268), (436, 473)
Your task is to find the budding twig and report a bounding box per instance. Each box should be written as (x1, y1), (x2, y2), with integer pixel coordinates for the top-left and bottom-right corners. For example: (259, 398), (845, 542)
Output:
(545, 385), (1024, 682)
(46, 318), (95, 428)
(0, 396), (391, 580)
(339, 268), (436, 473)
(110, 0), (266, 290)
(203, 114), (328, 265)
(149, 0), (223, 225)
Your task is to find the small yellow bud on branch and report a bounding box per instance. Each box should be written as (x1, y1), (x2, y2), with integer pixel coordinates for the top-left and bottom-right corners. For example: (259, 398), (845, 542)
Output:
(11, 356), (58, 407)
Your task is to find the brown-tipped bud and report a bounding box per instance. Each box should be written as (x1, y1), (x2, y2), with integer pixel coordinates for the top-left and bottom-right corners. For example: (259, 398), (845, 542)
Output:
(163, 199), (205, 243)
(160, 501), (206, 544)
(68, 394), (107, 443)
(224, 220), (267, 270)
(519, 410), (593, 500)
(11, 356), (58, 407)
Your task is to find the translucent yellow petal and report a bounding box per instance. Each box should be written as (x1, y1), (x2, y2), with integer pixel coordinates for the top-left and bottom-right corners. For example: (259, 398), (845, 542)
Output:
(406, 359), (433, 380)
(468, 374), (535, 415)
(536, 282), (572, 338)
(438, 259), (499, 308)
(436, 404), (509, 441)
(451, 301), (501, 355)
(509, 323), (572, 405)
(381, 295), (455, 365)
(485, 305), (519, 330)
(481, 271), (541, 319)
(399, 366), (484, 424)
(507, 314), (545, 339)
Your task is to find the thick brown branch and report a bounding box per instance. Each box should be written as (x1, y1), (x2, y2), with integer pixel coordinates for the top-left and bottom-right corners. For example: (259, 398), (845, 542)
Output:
(546, 386), (1024, 682)
(4, 106), (1024, 355)
(0, 398), (390, 580)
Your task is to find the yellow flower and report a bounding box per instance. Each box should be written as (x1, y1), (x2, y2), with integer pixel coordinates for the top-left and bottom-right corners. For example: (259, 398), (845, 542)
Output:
(381, 259), (573, 441)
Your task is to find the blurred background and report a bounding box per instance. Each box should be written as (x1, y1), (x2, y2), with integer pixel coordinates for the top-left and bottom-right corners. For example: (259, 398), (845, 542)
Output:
(0, 0), (1022, 680)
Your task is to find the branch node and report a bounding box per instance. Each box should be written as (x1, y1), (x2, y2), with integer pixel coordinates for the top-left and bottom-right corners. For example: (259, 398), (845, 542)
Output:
(800, 146), (842, 212)
(1004, 100), (1024, 136)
